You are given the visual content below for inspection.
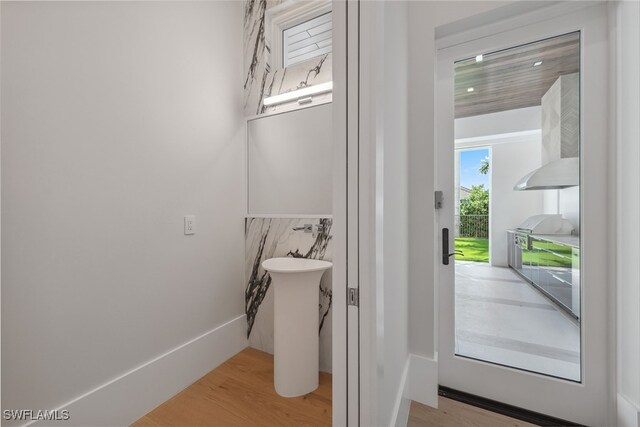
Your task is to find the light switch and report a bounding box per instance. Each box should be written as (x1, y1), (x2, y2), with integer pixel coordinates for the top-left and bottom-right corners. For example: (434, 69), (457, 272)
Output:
(184, 215), (195, 235)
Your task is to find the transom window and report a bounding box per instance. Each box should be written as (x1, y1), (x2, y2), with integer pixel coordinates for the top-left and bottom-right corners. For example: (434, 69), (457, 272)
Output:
(283, 12), (332, 68)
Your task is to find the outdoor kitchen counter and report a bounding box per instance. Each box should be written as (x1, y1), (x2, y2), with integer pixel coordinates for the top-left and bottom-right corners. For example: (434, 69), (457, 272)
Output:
(530, 234), (580, 248)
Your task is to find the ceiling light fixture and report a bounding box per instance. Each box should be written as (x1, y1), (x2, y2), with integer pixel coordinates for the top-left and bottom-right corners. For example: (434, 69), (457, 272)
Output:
(262, 81), (333, 107)
(475, 54), (483, 62)
(533, 60), (543, 67)
(467, 87), (474, 93)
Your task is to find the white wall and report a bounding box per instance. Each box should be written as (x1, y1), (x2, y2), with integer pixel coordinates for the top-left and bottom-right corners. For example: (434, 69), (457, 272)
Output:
(490, 139), (544, 266)
(379, 2), (410, 425)
(1, 2), (246, 424)
(615, 1), (640, 425)
(378, 3), (409, 425)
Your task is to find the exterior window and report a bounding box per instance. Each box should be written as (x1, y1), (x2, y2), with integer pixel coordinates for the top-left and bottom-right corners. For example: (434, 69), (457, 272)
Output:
(283, 12), (332, 68)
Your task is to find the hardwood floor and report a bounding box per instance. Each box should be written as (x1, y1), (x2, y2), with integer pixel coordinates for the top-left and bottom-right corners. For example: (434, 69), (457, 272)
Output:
(132, 348), (532, 427)
(408, 398), (536, 427)
(131, 347), (331, 427)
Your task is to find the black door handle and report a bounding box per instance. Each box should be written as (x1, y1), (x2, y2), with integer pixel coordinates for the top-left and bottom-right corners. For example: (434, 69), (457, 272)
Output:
(442, 228), (463, 265)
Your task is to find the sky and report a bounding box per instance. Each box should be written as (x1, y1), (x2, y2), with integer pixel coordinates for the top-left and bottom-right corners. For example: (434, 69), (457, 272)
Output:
(459, 148), (490, 189)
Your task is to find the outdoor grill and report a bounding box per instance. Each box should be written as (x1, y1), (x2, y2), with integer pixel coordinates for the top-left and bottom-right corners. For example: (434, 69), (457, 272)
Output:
(514, 214), (574, 249)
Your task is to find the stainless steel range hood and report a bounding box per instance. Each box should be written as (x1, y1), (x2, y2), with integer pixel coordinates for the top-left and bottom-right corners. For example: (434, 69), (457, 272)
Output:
(513, 157), (579, 191)
(514, 73), (580, 191)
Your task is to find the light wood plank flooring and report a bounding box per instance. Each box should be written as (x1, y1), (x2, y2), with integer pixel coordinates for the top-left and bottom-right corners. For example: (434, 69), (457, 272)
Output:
(408, 398), (536, 427)
(131, 347), (331, 427)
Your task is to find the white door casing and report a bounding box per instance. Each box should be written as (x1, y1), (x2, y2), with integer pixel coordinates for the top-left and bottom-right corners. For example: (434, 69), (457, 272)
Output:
(346, 0), (360, 425)
(333, 0), (361, 425)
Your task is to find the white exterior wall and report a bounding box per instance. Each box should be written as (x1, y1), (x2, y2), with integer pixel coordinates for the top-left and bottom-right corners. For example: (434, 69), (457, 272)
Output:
(490, 139), (544, 266)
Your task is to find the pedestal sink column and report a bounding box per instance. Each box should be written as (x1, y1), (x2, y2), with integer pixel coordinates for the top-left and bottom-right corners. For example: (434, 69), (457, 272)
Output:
(262, 257), (332, 397)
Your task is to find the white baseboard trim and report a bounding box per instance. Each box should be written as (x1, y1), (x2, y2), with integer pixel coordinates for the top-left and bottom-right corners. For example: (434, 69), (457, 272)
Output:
(390, 357), (411, 427)
(617, 393), (640, 427)
(407, 354), (438, 409)
(29, 314), (248, 427)
(390, 354), (439, 427)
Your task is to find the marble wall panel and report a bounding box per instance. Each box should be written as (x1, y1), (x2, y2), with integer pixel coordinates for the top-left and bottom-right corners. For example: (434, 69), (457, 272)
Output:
(244, 0), (332, 116)
(245, 217), (333, 372)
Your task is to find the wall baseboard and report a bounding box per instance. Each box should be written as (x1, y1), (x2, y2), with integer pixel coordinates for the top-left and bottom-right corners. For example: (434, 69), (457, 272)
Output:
(407, 354), (438, 408)
(30, 315), (248, 427)
(390, 354), (439, 427)
(390, 357), (411, 427)
(618, 393), (640, 427)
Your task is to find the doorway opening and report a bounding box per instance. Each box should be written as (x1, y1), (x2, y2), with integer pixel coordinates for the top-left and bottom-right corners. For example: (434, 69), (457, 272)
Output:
(454, 147), (490, 263)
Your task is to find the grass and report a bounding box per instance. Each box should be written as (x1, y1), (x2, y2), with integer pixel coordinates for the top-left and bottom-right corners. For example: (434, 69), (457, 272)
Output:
(454, 238), (489, 263)
(453, 237), (576, 267)
(523, 241), (574, 268)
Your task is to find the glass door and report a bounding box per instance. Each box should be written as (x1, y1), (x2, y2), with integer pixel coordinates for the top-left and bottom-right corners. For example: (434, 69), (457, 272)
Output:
(436, 4), (609, 425)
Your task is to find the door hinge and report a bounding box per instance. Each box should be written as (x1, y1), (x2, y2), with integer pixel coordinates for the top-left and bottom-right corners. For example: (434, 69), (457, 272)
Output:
(347, 287), (359, 307)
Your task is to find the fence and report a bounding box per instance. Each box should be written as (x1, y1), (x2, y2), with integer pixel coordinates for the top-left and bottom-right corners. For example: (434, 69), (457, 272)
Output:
(455, 215), (489, 238)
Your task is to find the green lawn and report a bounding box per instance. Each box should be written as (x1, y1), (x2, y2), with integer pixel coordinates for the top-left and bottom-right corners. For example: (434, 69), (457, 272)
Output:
(454, 238), (489, 263)
(453, 237), (576, 266)
(524, 241), (574, 268)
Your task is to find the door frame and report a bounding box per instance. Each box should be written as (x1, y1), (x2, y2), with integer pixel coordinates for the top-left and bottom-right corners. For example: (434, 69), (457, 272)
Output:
(335, 1), (385, 425)
(332, 0), (363, 425)
(435, 3), (611, 425)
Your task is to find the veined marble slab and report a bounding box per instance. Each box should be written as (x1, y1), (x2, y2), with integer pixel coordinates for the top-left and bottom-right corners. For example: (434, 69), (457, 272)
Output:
(244, 0), (333, 116)
(245, 217), (333, 372)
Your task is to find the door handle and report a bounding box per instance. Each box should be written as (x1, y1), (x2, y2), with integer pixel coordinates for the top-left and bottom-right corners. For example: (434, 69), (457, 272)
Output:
(442, 228), (463, 265)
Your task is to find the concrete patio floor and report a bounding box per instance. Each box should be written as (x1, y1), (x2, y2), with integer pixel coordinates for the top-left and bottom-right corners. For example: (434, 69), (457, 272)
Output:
(455, 261), (580, 381)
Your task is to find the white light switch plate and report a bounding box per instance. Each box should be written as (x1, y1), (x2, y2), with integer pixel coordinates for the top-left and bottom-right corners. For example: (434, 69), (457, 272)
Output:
(184, 215), (195, 235)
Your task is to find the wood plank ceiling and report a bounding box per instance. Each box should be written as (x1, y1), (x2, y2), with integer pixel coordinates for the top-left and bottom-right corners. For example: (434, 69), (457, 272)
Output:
(455, 32), (580, 118)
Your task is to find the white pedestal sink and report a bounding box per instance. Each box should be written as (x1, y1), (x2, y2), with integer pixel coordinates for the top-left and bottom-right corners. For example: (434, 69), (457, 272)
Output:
(262, 257), (332, 397)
